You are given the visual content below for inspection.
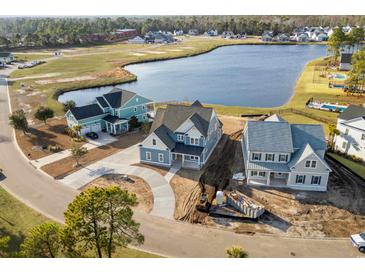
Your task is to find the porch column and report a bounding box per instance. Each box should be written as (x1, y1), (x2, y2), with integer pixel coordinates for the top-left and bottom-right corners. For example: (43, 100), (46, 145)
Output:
(113, 124), (116, 134)
(126, 122), (129, 132)
(267, 172), (271, 185)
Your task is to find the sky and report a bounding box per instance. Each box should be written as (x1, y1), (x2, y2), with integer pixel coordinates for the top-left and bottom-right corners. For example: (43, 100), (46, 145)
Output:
(1, 0), (364, 16)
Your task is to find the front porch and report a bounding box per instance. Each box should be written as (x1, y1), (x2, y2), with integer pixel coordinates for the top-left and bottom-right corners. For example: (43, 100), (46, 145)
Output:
(171, 143), (204, 170)
(248, 171), (289, 188)
(102, 115), (129, 135)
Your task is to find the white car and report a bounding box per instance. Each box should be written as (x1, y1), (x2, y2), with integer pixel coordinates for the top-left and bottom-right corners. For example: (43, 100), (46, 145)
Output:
(350, 233), (365, 252)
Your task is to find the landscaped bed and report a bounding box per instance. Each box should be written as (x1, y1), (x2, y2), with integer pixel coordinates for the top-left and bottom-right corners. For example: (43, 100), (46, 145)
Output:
(15, 118), (77, 160)
(41, 131), (144, 179)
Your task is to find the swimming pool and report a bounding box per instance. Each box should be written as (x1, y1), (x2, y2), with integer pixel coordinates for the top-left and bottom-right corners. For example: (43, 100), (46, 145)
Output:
(321, 104), (347, 112)
(334, 74), (346, 80)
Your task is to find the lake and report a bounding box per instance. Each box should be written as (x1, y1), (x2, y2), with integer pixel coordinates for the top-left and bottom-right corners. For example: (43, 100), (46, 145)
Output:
(58, 44), (326, 108)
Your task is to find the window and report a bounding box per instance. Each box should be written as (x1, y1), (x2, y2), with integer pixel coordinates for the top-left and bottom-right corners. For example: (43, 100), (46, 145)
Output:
(134, 107), (137, 112)
(252, 153), (261, 161)
(258, 171), (266, 177)
(152, 139), (156, 146)
(190, 155), (199, 161)
(305, 160), (317, 168)
(311, 176), (321, 185)
(146, 152), (151, 160)
(342, 141), (347, 149)
(177, 134), (184, 142)
(142, 105), (145, 110)
(279, 154), (288, 162)
(158, 153), (164, 162)
(265, 153), (275, 161)
(296, 175), (306, 184)
(251, 171), (258, 177)
(345, 128), (349, 135)
(362, 134), (365, 141)
(190, 138), (199, 145)
(136, 98), (139, 102)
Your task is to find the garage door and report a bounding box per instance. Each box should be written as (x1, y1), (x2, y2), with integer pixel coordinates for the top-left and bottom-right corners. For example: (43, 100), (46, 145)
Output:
(80, 125), (91, 135)
(91, 123), (101, 132)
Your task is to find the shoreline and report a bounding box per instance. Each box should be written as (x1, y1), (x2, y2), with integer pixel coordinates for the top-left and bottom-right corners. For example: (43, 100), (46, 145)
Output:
(54, 42), (326, 112)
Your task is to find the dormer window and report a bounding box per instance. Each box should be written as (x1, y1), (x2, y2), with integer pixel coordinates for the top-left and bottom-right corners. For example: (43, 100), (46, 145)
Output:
(190, 138), (199, 145)
(177, 134), (184, 142)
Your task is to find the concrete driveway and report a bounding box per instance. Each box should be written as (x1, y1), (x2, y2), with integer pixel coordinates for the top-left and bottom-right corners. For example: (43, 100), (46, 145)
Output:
(85, 132), (117, 146)
(59, 145), (176, 219)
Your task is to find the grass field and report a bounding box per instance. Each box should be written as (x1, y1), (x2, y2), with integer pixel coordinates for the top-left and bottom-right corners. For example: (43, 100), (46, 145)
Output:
(0, 187), (160, 257)
(9, 36), (365, 131)
(327, 153), (365, 180)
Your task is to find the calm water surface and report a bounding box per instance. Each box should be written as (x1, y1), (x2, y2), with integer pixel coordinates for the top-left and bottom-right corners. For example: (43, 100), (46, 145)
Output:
(58, 45), (326, 107)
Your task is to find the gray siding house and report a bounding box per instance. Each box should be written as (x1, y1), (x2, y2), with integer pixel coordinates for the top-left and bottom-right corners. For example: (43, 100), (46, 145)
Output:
(139, 101), (223, 170)
(241, 115), (331, 191)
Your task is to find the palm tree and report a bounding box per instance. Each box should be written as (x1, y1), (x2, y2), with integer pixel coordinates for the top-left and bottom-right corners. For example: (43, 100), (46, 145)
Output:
(328, 124), (340, 151)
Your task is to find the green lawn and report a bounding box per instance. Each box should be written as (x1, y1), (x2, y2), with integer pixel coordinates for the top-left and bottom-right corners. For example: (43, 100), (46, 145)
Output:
(0, 187), (161, 258)
(327, 153), (365, 180)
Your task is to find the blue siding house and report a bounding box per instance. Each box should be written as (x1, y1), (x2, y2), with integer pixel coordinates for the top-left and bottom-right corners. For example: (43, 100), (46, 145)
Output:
(139, 100), (223, 170)
(65, 88), (153, 135)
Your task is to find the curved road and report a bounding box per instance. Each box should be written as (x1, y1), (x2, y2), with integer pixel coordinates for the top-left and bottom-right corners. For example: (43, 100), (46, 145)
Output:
(0, 66), (363, 258)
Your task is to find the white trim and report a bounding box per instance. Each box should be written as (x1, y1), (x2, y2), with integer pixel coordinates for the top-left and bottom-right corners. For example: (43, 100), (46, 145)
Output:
(158, 153), (164, 163)
(140, 159), (171, 167)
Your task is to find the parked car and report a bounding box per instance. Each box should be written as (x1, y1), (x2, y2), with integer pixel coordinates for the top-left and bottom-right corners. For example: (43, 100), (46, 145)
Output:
(85, 132), (99, 140)
(350, 233), (365, 252)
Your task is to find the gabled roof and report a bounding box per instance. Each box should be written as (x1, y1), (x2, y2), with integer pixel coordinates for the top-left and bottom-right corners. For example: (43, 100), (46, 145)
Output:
(289, 143), (331, 171)
(339, 105), (365, 121)
(102, 88), (136, 109)
(191, 100), (203, 107)
(340, 53), (352, 64)
(96, 96), (109, 108)
(150, 103), (214, 137)
(189, 113), (210, 136)
(102, 115), (128, 124)
(154, 125), (175, 150)
(264, 114), (287, 122)
(69, 104), (104, 120)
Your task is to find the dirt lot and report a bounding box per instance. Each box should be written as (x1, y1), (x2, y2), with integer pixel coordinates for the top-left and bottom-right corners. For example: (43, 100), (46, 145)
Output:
(170, 115), (365, 238)
(81, 174), (153, 213)
(15, 118), (76, 160)
(41, 132), (144, 179)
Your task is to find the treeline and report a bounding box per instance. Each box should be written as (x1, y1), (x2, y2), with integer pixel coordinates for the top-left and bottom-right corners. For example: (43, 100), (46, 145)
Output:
(1, 16), (365, 48)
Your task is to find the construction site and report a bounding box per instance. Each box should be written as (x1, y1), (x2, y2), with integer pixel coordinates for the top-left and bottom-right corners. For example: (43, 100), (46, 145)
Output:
(170, 115), (365, 238)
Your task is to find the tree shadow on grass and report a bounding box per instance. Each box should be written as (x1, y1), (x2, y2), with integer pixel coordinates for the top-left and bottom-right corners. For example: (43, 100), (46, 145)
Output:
(0, 227), (26, 257)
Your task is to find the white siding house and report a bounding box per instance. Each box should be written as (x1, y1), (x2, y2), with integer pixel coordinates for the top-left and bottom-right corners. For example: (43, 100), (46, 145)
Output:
(241, 115), (331, 191)
(334, 105), (365, 161)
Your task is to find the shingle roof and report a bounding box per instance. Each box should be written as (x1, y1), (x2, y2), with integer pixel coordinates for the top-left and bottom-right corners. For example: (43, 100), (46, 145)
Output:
(0, 52), (12, 58)
(191, 100), (203, 107)
(69, 104), (104, 120)
(290, 124), (327, 153)
(246, 121), (294, 153)
(102, 88), (136, 109)
(339, 104), (365, 121)
(340, 53), (352, 64)
(102, 115), (128, 124)
(172, 143), (204, 156)
(96, 96), (109, 108)
(150, 103), (213, 137)
(154, 125), (175, 150)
